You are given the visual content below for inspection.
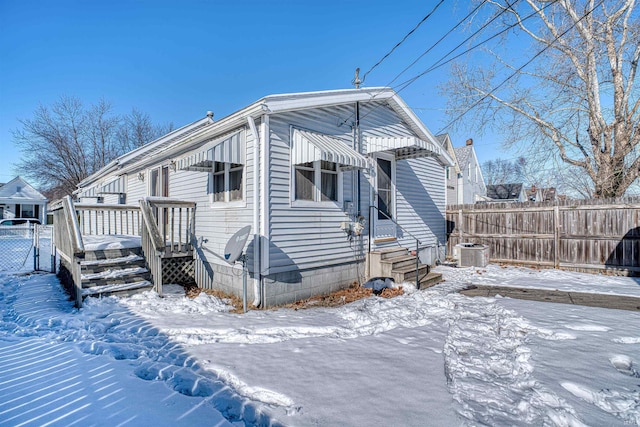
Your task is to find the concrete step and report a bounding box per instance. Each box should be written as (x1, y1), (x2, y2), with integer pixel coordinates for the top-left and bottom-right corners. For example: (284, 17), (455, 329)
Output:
(381, 255), (418, 270)
(378, 247), (409, 260)
(391, 263), (430, 283)
(418, 272), (442, 289)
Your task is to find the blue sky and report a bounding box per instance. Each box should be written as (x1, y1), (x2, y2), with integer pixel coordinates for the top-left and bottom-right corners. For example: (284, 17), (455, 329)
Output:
(0, 0), (508, 184)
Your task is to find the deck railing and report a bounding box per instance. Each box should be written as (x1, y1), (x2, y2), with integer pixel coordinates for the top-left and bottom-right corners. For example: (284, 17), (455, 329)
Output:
(139, 197), (196, 295)
(51, 196), (85, 308)
(52, 196), (196, 303)
(75, 203), (142, 236)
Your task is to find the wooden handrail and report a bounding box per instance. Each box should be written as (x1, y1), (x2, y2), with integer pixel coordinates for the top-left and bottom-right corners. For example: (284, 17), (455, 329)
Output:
(139, 199), (165, 252)
(63, 196), (85, 254)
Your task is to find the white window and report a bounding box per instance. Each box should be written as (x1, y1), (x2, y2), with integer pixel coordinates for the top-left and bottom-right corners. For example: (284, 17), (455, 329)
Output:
(211, 162), (244, 203)
(293, 160), (340, 203)
(21, 204), (35, 218)
(150, 166), (169, 197)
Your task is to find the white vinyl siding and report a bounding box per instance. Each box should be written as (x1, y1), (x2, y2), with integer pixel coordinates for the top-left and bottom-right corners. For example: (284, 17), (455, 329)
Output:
(268, 110), (355, 274)
(168, 128), (256, 281)
(266, 102), (445, 273)
(126, 174), (147, 206)
(395, 157), (446, 262)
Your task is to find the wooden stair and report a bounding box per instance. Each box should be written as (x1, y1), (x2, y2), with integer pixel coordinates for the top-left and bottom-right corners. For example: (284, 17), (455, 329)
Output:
(80, 247), (153, 298)
(369, 247), (442, 290)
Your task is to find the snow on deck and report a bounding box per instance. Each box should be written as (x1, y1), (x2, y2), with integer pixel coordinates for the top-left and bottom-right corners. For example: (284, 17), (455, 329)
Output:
(82, 234), (142, 251)
(81, 280), (152, 296)
(81, 266), (148, 281)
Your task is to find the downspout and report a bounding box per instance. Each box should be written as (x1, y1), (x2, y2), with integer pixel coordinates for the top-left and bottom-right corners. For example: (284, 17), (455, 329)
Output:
(260, 115), (270, 306)
(354, 101), (361, 216)
(247, 116), (261, 308)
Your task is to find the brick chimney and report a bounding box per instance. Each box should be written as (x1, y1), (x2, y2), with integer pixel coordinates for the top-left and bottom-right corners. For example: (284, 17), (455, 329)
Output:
(466, 138), (473, 146)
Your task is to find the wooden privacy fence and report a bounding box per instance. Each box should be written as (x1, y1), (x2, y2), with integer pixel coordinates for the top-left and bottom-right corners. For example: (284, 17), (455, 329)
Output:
(446, 197), (640, 275)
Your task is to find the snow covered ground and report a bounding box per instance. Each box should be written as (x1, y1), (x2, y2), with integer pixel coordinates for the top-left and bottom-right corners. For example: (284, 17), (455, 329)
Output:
(1, 261), (639, 426)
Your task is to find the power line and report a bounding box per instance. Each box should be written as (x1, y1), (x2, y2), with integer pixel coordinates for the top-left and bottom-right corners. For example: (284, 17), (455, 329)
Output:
(436, 0), (604, 135)
(393, 0), (560, 94)
(360, 0), (446, 85)
(385, 0), (491, 88)
(356, 0), (533, 125)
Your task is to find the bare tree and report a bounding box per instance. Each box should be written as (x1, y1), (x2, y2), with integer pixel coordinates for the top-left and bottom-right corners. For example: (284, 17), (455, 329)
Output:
(117, 108), (173, 153)
(483, 157), (525, 185)
(13, 96), (171, 196)
(445, 0), (640, 198)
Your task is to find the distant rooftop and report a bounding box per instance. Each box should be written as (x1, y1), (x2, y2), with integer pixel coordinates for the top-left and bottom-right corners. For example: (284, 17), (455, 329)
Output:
(486, 183), (524, 200)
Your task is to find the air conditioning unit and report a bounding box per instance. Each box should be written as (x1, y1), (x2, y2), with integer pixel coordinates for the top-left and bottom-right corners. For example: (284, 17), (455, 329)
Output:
(456, 243), (490, 268)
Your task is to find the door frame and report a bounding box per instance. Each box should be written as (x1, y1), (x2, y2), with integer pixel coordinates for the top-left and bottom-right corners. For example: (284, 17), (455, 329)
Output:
(372, 152), (396, 241)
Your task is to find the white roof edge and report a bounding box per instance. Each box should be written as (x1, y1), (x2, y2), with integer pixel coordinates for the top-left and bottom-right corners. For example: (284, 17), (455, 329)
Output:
(387, 93), (454, 167)
(78, 116), (213, 188)
(262, 87), (393, 113)
(0, 176), (48, 201)
(77, 87), (452, 190)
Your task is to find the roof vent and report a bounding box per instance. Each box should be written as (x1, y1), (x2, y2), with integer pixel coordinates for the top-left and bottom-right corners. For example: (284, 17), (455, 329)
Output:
(466, 138), (473, 146)
(206, 111), (214, 119)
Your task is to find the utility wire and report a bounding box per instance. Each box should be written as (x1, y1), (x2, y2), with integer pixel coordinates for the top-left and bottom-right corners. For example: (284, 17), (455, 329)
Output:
(356, 0), (528, 125)
(436, 0), (604, 135)
(386, 0), (490, 88)
(360, 0), (446, 85)
(341, 1), (485, 127)
(393, 0), (536, 93)
(394, 0), (565, 94)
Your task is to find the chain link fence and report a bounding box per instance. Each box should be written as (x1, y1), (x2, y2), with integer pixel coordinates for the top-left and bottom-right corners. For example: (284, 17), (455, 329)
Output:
(0, 224), (55, 273)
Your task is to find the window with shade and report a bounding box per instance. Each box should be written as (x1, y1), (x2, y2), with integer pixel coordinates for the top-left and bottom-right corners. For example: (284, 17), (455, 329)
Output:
(294, 160), (339, 202)
(212, 162), (244, 203)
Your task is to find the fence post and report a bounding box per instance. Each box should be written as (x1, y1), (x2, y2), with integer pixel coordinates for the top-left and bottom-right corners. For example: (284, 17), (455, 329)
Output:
(554, 205), (560, 269)
(73, 257), (83, 308)
(458, 208), (463, 243)
(51, 229), (57, 273)
(33, 224), (39, 271)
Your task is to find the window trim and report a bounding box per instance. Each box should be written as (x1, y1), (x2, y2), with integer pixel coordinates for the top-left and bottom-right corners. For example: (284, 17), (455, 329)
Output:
(291, 159), (343, 208)
(209, 161), (247, 208)
(149, 165), (170, 197)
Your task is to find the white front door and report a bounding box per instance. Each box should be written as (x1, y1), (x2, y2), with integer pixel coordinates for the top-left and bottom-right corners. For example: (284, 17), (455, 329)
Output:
(374, 155), (396, 239)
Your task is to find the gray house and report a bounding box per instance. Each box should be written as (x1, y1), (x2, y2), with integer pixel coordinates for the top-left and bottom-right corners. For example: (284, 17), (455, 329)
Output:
(0, 176), (48, 223)
(73, 88), (453, 307)
(486, 183), (528, 202)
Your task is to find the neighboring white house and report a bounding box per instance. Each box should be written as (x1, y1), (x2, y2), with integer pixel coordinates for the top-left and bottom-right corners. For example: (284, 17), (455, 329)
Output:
(442, 137), (486, 205)
(0, 176), (48, 223)
(436, 134), (461, 206)
(75, 88), (453, 306)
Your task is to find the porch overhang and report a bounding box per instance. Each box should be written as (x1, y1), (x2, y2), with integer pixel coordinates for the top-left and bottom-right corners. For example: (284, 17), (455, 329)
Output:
(292, 128), (367, 170)
(98, 176), (126, 194)
(178, 132), (245, 172)
(366, 136), (452, 164)
(79, 186), (98, 198)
